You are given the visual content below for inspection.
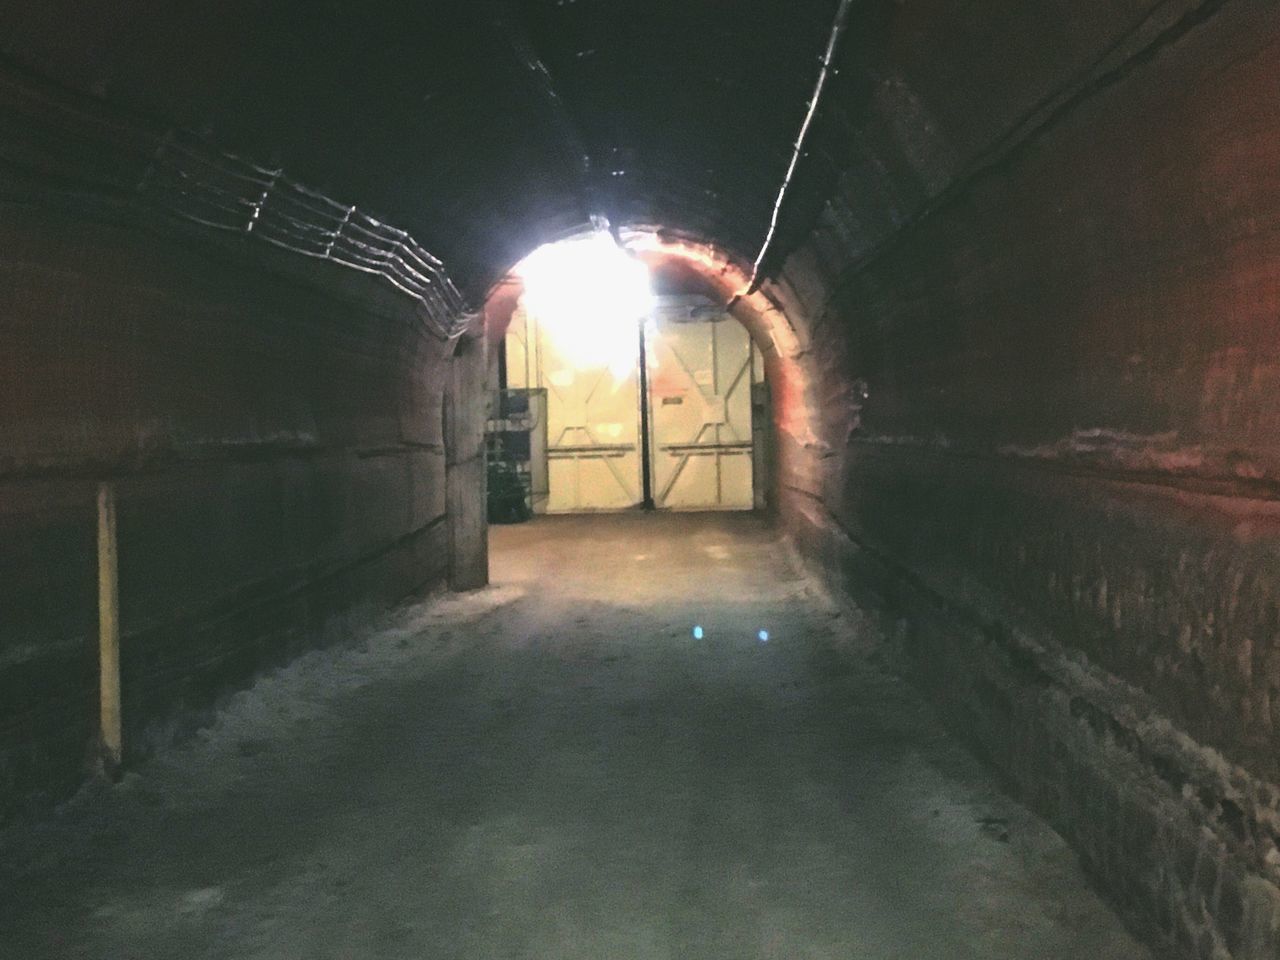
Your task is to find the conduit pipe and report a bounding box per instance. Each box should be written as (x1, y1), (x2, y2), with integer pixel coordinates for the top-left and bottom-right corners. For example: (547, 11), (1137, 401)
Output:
(740, 0), (853, 296)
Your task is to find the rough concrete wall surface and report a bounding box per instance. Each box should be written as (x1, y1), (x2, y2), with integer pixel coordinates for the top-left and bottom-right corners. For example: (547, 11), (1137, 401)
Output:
(780, 1), (1280, 957)
(446, 333), (490, 592)
(0, 203), (460, 819)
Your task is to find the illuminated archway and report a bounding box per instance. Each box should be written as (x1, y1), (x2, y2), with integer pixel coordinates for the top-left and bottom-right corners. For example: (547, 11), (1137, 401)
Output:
(482, 228), (827, 518)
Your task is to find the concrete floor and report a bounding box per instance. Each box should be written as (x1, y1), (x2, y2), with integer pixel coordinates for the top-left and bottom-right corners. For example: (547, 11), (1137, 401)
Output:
(0, 513), (1150, 959)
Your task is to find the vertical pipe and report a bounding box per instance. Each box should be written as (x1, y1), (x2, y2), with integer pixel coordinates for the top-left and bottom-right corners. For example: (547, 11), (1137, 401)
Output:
(497, 331), (509, 392)
(637, 318), (655, 511)
(712, 320), (722, 506)
(97, 482), (122, 774)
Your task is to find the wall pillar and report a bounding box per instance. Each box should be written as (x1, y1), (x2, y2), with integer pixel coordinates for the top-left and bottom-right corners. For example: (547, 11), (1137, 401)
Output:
(446, 334), (490, 591)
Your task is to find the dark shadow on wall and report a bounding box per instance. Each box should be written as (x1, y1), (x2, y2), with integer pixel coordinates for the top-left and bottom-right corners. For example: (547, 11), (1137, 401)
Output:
(0, 200), (474, 820)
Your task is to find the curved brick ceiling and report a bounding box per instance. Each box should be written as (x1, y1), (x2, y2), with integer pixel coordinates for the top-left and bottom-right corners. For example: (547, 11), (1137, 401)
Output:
(0, 0), (851, 296)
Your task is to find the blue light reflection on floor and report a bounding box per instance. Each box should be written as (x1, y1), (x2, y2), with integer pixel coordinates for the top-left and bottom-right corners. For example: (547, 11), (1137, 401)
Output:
(689, 625), (770, 642)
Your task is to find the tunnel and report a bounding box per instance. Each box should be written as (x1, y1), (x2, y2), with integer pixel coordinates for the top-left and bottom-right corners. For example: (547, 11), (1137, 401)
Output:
(1, 1), (1279, 956)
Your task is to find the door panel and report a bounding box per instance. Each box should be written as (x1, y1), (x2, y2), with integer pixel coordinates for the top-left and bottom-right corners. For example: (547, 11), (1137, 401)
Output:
(504, 299), (756, 513)
(646, 312), (754, 510)
(508, 306), (643, 513)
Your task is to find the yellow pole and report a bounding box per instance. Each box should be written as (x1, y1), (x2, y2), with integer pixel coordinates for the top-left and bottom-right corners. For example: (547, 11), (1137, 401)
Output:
(97, 481), (122, 773)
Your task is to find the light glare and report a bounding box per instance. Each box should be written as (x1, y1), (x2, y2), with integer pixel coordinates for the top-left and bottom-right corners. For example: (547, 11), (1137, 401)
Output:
(517, 234), (652, 379)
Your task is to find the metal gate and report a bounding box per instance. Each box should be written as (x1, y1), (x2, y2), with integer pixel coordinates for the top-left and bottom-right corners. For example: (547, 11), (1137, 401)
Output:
(503, 296), (756, 513)
(645, 303), (755, 511)
(505, 306), (643, 512)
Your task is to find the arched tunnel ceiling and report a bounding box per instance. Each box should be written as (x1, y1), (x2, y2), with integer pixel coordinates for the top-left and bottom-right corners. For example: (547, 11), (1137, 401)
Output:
(0, 0), (859, 298)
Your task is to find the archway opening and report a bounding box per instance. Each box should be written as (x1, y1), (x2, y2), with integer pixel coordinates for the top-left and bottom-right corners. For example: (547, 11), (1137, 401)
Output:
(481, 230), (816, 520)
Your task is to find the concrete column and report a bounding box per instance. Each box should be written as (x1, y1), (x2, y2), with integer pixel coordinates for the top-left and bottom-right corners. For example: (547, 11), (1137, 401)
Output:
(446, 334), (489, 591)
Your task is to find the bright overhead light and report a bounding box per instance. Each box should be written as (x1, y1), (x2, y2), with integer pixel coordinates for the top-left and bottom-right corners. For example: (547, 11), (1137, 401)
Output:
(516, 233), (653, 380)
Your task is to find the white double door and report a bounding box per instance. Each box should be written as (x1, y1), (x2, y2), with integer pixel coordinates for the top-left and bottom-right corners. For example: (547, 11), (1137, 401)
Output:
(506, 302), (755, 512)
